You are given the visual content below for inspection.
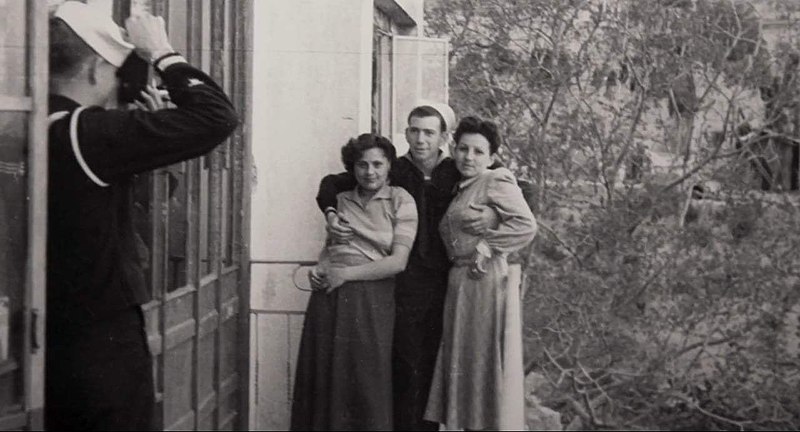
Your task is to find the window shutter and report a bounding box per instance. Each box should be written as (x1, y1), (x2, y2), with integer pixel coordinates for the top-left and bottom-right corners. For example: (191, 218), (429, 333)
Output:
(391, 36), (449, 155)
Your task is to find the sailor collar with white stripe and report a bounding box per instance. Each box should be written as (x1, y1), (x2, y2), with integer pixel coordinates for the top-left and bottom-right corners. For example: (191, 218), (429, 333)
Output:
(48, 95), (111, 188)
(402, 150), (448, 179)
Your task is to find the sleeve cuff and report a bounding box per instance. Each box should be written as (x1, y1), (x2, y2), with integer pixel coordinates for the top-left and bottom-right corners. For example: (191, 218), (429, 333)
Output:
(392, 235), (415, 250)
(155, 55), (188, 73)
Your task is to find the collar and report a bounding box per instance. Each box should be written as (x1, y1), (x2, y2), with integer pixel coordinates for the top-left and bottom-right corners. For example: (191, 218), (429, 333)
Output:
(341, 183), (393, 205)
(403, 150), (449, 173)
(455, 169), (490, 193)
(49, 94), (81, 114)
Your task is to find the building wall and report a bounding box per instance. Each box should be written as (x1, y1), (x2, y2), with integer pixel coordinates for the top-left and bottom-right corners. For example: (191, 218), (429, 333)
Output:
(247, 0), (420, 429)
(249, 0), (372, 263)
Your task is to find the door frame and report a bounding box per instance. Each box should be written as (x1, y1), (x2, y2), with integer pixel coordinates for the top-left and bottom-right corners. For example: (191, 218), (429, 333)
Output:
(24, 0), (50, 428)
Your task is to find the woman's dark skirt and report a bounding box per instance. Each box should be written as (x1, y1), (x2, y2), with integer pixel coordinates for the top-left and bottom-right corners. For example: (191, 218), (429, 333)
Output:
(290, 277), (395, 431)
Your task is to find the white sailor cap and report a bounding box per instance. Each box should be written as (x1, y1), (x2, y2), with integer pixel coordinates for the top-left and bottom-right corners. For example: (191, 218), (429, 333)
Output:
(54, 1), (134, 68)
(413, 100), (457, 133)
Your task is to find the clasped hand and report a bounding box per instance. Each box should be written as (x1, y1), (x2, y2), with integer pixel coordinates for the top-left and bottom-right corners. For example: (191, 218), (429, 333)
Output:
(308, 266), (347, 294)
(461, 203), (498, 236)
(468, 250), (489, 280)
(326, 212), (354, 244)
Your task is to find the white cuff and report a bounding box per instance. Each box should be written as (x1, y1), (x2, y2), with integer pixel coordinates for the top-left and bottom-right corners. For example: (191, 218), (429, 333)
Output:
(156, 55), (188, 72)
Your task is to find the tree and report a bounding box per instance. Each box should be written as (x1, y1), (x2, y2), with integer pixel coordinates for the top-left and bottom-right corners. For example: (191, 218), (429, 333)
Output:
(427, 0), (800, 429)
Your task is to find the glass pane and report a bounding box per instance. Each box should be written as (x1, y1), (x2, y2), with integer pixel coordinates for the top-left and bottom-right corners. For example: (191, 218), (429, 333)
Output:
(223, 0), (232, 95)
(420, 40), (448, 105)
(220, 163), (229, 265)
(224, 3), (235, 265)
(166, 164), (188, 291)
(372, 33), (392, 136)
(371, 33), (380, 134)
(131, 173), (153, 298)
(168, 0), (189, 55)
(393, 38), (421, 147)
(0, 113), (28, 414)
(222, 142), (234, 266)
(186, 0), (202, 65)
(0, 0), (27, 96)
(199, 157), (210, 275)
(201, 0), (211, 73)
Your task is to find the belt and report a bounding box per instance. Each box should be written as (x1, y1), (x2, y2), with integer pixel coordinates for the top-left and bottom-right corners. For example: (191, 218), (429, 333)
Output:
(450, 255), (475, 267)
(450, 254), (509, 277)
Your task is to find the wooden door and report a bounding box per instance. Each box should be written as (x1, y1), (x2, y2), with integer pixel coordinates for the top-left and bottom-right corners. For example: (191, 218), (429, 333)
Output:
(0, 0), (48, 430)
(116, 1), (253, 430)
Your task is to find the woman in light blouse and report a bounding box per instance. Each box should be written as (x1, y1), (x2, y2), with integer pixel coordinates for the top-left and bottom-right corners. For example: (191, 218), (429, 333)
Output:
(291, 134), (418, 431)
(425, 117), (537, 430)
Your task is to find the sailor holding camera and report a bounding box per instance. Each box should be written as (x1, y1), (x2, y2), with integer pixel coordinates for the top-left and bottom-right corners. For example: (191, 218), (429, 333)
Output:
(46, 2), (238, 429)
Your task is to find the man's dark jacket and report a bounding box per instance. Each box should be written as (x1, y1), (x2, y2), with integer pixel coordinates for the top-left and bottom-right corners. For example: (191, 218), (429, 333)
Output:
(47, 62), (238, 331)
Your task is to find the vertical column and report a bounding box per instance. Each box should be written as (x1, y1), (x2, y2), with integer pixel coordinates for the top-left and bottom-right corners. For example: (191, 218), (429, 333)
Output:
(208, 2), (225, 427)
(25, 0), (49, 427)
(232, 0), (254, 428)
(152, 6), (169, 428)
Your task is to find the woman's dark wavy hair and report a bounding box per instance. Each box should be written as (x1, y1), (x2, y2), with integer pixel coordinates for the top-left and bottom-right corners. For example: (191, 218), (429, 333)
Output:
(341, 133), (397, 173)
(454, 116), (502, 154)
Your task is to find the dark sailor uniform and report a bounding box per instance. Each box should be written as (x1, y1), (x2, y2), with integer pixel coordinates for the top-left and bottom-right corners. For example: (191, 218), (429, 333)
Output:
(45, 60), (238, 430)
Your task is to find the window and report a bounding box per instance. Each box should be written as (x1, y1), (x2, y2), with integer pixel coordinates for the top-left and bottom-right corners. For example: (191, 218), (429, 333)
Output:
(372, 8), (393, 135)
(391, 36), (449, 154)
(0, 0), (28, 412)
(0, 1), (47, 428)
(165, 0), (190, 291)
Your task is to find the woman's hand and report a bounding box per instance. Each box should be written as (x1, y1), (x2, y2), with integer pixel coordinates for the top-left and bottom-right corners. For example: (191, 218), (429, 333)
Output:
(325, 267), (349, 293)
(326, 211), (354, 244)
(308, 267), (329, 292)
(462, 203), (498, 236)
(468, 249), (489, 280)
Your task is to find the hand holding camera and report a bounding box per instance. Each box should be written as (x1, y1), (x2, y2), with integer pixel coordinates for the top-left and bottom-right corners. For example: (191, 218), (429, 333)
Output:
(133, 83), (171, 112)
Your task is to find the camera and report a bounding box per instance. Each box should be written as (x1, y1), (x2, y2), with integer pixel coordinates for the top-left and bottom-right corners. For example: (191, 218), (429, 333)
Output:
(116, 51), (154, 105)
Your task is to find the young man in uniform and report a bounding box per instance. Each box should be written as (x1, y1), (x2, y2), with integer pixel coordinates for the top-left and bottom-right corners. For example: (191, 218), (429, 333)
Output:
(45, 2), (238, 429)
(315, 103), (496, 430)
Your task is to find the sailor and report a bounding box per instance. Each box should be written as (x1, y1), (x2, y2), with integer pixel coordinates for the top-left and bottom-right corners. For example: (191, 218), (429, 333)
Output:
(46, 2), (238, 429)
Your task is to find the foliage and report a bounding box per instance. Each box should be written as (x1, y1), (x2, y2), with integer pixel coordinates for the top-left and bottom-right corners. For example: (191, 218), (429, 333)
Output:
(427, 0), (800, 429)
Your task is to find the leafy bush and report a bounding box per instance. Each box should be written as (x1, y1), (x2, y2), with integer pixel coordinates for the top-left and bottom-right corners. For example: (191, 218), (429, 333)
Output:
(427, 0), (800, 428)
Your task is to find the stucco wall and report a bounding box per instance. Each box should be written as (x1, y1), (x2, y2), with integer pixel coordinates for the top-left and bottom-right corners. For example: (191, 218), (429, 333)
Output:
(249, 0), (374, 262)
(246, 0), (417, 429)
